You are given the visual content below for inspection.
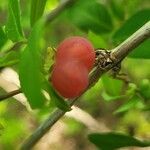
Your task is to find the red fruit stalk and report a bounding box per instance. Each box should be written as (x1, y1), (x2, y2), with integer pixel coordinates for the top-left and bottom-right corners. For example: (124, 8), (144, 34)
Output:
(51, 36), (95, 98)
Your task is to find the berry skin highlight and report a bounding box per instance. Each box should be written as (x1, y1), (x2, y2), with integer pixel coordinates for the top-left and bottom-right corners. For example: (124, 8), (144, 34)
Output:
(51, 36), (95, 98)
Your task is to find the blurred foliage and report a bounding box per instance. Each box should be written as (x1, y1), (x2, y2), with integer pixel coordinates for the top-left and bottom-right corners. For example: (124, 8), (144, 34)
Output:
(0, 100), (28, 150)
(0, 0), (150, 149)
(64, 0), (113, 34)
(30, 0), (47, 26)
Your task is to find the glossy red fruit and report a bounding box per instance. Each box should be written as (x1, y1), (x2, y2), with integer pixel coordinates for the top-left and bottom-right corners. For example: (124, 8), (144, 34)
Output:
(51, 60), (89, 98)
(56, 36), (95, 71)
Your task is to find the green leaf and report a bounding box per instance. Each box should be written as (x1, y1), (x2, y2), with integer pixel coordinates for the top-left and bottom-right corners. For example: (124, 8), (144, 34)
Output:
(129, 39), (150, 59)
(0, 51), (19, 67)
(125, 83), (137, 97)
(102, 91), (125, 102)
(88, 31), (107, 48)
(114, 95), (144, 114)
(0, 27), (7, 49)
(113, 9), (150, 59)
(101, 83), (138, 102)
(19, 19), (45, 109)
(88, 132), (150, 150)
(5, 0), (24, 42)
(30, 0), (47, 26)
(0, 122), (4, 135)
(1, 118), (26, 146)
(66, 0), (113, 34)
(102, 75), (123, 96)
(43, 80), (71, 112)
(113, 9), (150, 42)
(109, 0), (125, 21)
(139, 79), (150, 100)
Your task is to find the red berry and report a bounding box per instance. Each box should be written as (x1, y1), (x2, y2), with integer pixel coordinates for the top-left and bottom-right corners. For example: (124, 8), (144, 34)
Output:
(56, 36), (95, 71)
(51, 60), (89, 98)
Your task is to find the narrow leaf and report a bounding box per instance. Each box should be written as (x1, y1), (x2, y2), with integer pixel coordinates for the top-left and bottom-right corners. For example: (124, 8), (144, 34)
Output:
(19, 19), (45, 109)
(139, 79), (150, 100)
(0, 51), (19, 67)
(113, 9), (150, 59)
(88, 132), (150, 150)
(114, 95), (144, 114)
(5, 0), (24, 42)
(0, 27), (7, 49)
(129, 39), (150, 59)
(102, 75), (123, 96)
(43, 80), (71, 112)
(125, 83), (137, 97)
(30, 0), (47, 26)
(102, 91), (125, 102)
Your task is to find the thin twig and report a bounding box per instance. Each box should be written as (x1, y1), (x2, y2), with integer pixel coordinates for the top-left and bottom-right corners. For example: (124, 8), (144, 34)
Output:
(45, 0), (76, 25)
(0, 89), (22, 102)
(20, 21), (150, 150)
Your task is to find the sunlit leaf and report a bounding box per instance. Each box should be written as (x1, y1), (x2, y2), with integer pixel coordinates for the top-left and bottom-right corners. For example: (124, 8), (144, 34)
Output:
(88, 31), (107, 48)
(45, 0), (58, 12)
(139, 79), (150, 100)
(125, 83), (137, 97)
(102, 91), (125, 102)
(1, 119), (26, 145)
(43, 46), (55, 75)
(114, 95), (144, 114)
(102, 75), (123, 96)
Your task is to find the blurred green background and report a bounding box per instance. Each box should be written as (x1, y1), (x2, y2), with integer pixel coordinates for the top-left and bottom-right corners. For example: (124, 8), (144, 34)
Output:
(0, 0), (150, 149)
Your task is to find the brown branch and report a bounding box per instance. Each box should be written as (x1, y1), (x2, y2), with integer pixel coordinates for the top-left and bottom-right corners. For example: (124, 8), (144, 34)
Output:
(20, 21), (150, 150)
(0, 89), (22, 102)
